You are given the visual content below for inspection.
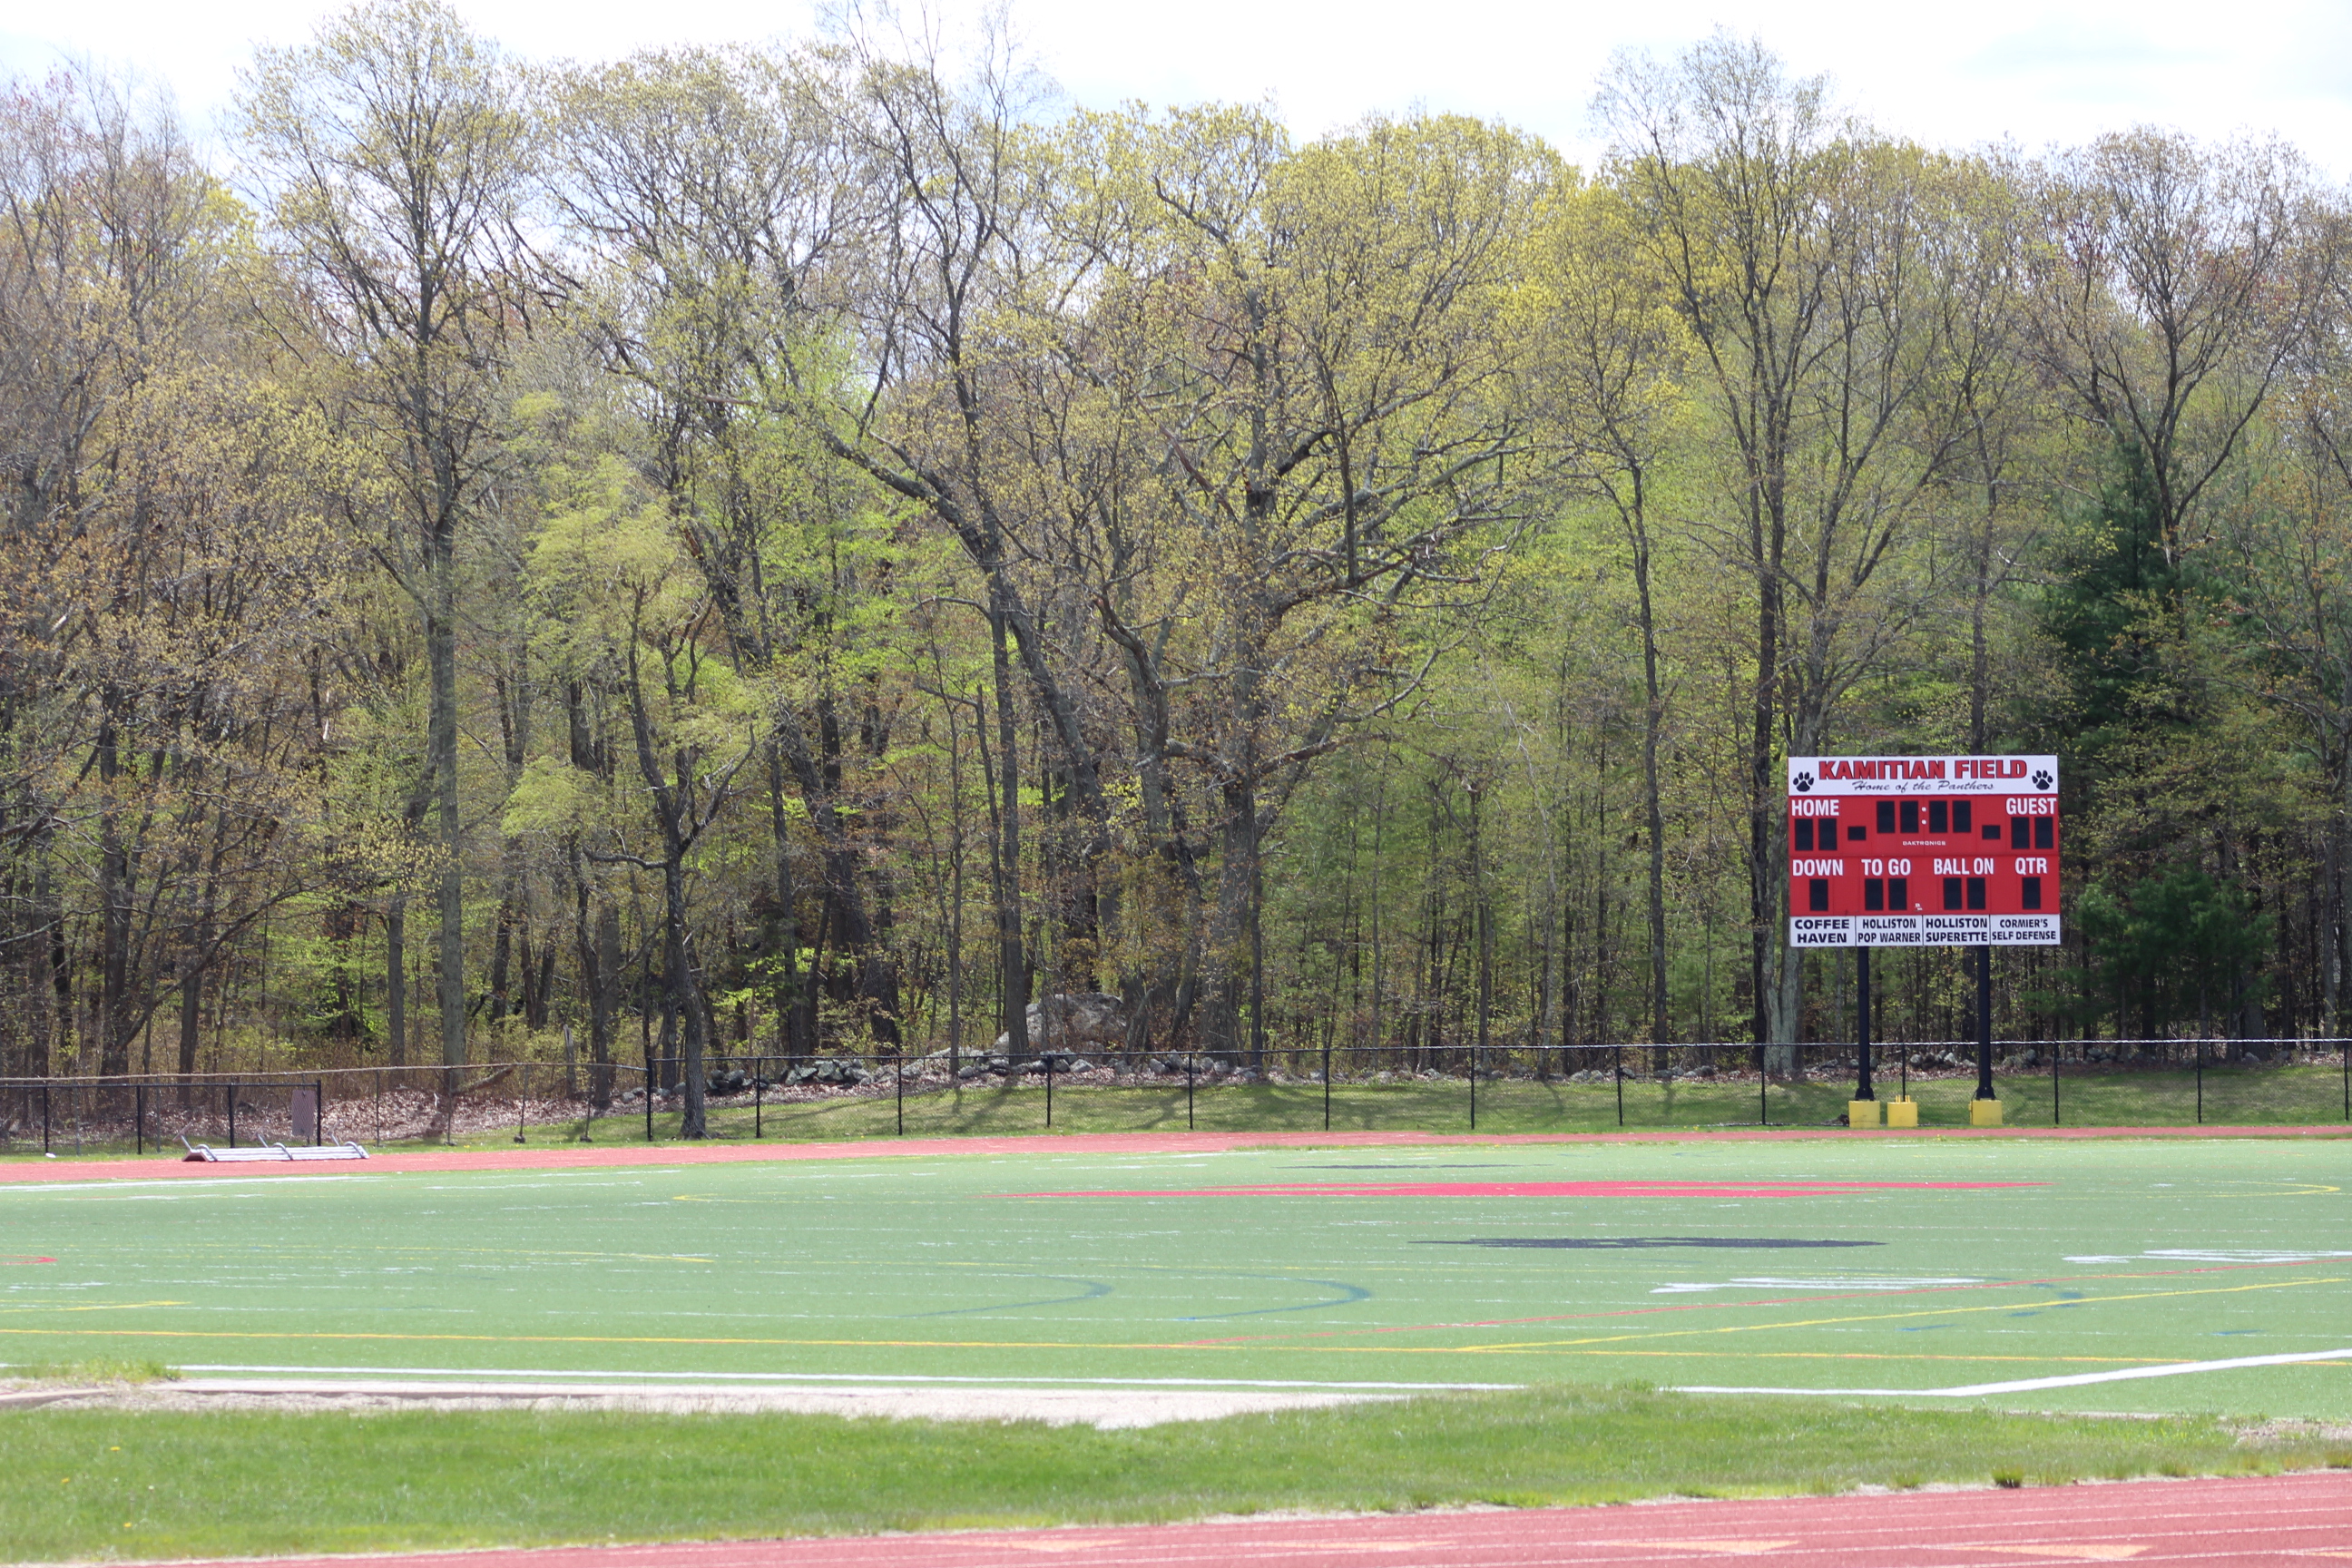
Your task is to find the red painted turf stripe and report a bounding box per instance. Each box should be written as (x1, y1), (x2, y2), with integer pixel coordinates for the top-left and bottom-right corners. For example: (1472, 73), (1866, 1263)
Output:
(1005, 1180), (2042, 1198)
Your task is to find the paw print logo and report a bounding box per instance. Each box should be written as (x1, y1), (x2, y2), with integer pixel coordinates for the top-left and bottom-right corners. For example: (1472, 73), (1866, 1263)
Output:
(2032, 769), (2053, 790)
(1793, 770), (1814, 792)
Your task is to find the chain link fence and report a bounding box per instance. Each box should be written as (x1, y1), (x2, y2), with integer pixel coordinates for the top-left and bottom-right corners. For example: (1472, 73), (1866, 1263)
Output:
(4, 1036), (2346, 1154)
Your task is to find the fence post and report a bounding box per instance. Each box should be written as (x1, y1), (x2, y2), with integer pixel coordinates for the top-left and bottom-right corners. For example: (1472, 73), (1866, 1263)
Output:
(1469, 1044), (1476, 1131)
(1323, 1038), (1331, 1132)
(644, 1045), (655, 1143)
(2195, 1039), (2203, 1125)
(1186, 1053), (1194, 1131)
(1616, 1044), (1625, 1128)
(316, 1079), (325, 1147)
(897, 1051), (905, 1136)
(41, 1085), (50, 1154)
(515, 1061), (528, 1144)
(227, 1082), (236, 1149)
(135, 1083), (144, 1156)
(754, 1061), (763, 1141)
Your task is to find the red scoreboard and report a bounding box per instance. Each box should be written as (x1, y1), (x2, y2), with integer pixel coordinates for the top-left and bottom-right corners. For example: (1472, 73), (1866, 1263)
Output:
(1787, 755), (2060, 948)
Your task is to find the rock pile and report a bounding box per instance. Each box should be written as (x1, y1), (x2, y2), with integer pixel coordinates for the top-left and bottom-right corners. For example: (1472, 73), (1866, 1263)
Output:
(993, 992), (1129, 1054)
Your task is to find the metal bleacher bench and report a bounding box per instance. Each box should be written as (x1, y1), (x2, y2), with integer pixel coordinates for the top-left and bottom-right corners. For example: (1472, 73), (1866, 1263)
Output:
(180, 1137), (369, 1163)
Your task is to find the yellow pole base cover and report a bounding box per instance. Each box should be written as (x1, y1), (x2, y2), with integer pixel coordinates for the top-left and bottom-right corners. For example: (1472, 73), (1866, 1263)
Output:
(1969, 1098), (2004, 1128)
(1847, 1100), (1883, 1128)
(1885, 1099), (1918, 1129)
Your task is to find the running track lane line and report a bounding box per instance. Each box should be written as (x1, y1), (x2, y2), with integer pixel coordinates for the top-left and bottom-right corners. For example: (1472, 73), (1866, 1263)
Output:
(7, 1124), (2352, 1184)
(1681, 1345), (2352, 1398)
(123, 1471), (2352, 1568)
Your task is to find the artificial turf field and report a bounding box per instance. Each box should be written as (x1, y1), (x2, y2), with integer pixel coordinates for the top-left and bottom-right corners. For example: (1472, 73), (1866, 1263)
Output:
(4, 1135), (2349, 1419)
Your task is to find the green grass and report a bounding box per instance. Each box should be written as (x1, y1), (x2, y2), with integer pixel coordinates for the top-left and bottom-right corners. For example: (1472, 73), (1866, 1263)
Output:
(3, 1360), (179, 1387)
(5, 1387), (2347, 1563)
(576, 1063), (2352, 1147)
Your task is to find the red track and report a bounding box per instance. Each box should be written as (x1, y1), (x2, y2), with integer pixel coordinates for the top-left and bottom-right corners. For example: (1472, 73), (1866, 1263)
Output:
(136, 1472), (2352, 1567)
(1, 1123), (2347, 1185)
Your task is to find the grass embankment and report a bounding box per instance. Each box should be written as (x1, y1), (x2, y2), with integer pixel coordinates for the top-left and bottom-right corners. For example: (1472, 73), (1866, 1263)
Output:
(524, 1063), (2352, 1148)
(5, 1387), (2347, 1563)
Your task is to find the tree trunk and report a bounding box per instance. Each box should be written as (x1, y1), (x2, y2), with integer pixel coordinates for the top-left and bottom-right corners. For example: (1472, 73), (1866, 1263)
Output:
(1629, 540), (1671, 1057)
(990, 601), (1028, 1060)
(385, 896), (407, 1067)
(429, 561), (466, 1073)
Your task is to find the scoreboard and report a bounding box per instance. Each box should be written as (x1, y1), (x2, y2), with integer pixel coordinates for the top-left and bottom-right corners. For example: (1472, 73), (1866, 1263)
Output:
(1787, 755), (2060, 948)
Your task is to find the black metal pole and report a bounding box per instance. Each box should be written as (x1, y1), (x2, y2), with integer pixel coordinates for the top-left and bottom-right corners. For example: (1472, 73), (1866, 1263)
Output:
(2197, 1038), (2205, 1124)
(1616, 1043), (1625, 1127)
(1044, 1051), (1053, 1129)
(1469, 1044), (1476, 1131)
(316, 1079), (325, 1146)
(43, 1085), (51, 1153)
(227, 1082), (236, 1148)
(754, 1062), (763, 1140)
(135, 1083), (144, 1155)
(1186, 1053), (1194, 1130)
(2343, 1034), (2348, 1122)
(1856, 946), (1874, 1102)
(644, 1046), (654, 1143)
(1974, 945), (1995, 1101)
(1323, 1038), (1331, 1132)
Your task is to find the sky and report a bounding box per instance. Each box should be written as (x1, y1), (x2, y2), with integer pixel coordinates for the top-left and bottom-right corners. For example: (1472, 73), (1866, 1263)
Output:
(5, 0), (2350, 175)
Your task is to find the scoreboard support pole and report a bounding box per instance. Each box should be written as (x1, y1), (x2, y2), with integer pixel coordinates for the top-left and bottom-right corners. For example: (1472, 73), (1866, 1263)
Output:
(1974, 943), (1996, 1101)
(1855, 946), (1875, 1102)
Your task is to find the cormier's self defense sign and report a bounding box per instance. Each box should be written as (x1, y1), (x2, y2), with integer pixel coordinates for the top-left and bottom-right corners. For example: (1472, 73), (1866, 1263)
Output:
(1787, 755), (2060, 947)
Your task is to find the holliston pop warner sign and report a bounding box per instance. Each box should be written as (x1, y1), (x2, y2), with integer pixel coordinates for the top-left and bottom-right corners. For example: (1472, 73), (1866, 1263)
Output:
(1787, 755), (2061, 948)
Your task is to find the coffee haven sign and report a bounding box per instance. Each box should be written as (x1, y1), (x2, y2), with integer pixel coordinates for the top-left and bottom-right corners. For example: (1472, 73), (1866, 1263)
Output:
(1787, 756), (2060, 948)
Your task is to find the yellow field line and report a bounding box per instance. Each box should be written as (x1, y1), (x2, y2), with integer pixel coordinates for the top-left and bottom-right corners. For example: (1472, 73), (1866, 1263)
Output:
(1461, 1276), (2347, 1352)
(1, 1277), (2338, 1361)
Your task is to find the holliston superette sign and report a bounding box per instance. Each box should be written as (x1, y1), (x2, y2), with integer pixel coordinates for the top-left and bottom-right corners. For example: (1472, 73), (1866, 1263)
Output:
(1787, 755), (2061, 948)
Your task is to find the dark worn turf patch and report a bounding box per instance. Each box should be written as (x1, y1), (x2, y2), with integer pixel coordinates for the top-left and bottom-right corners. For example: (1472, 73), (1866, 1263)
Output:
(1416, 1237), (1886, 1250)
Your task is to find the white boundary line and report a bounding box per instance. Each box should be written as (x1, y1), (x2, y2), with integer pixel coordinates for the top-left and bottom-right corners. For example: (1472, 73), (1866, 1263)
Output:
(1677, 1345), (2352, 1398)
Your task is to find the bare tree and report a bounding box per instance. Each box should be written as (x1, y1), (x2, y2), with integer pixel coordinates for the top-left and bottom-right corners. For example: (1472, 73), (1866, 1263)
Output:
(240, 0), (539, 1073)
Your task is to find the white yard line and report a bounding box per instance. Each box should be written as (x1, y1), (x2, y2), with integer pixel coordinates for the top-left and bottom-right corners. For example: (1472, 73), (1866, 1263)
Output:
(1678, 1345), (2352, 1398)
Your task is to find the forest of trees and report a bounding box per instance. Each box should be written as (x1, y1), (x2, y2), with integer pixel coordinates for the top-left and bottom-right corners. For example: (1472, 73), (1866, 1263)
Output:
(5, 4), (2348, 1131)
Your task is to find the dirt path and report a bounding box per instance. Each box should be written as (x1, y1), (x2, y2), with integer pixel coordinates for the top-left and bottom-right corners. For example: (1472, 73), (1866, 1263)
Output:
(2, 1377), (1392, 1427)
